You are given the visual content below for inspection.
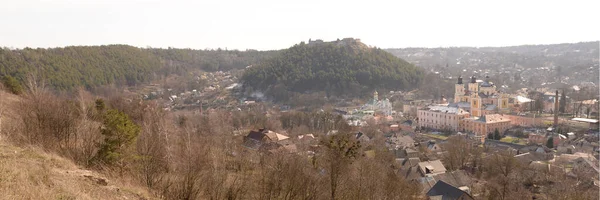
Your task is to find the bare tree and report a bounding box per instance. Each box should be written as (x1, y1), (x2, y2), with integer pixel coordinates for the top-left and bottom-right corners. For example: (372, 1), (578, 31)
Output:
(320, 133), (361, 200)
(442, 135), (473, 171)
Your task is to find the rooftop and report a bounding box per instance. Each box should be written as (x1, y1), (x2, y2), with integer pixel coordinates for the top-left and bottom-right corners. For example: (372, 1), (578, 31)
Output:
(515, 96), (533, 103)
(418, 160), (447, 175)
(475, 114), (510, 123)
(421, 105), (468, 114)
(426, 180), (473, 200)
(572, 118), (599, 124)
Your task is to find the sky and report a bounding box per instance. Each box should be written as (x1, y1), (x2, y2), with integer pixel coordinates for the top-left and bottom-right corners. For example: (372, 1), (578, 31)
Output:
(1, 0), (599, 50)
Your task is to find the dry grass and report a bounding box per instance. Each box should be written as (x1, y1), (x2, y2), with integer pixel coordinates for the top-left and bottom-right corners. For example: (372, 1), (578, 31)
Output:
(0, 89), (155, 200)
(0, 140), (155, 200)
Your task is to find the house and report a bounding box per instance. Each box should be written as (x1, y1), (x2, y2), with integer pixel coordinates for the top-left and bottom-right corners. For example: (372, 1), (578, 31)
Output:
(571, 118), (600, 131)
(265, 131), (290, 142)
(400, 120), (415, 132)
(355, 132), (371, 143)
(426, 180), (474, 200)
(243, 129), (289, 151)
(422, 140), (442, 152)
(419, 170), (473, 195)
(398, 157), (422, 180)
(395, 148), (420, 159)
(418, 160), (447, 176)
(389, 134), (416, 149)
(390, 124), (400, 131)
(243, 129), (269, 149)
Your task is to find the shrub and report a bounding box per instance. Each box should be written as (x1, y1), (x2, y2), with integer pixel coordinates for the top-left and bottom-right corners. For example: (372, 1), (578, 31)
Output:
(2, 75), (23, 95)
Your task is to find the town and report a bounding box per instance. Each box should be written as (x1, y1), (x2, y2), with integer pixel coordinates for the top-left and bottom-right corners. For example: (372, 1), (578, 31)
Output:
(131, 65), (600, 199)
(0, 1), (598, 197)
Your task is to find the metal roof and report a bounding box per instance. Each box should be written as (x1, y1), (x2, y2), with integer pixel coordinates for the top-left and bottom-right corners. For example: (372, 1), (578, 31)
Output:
(572, 118), (599, 123)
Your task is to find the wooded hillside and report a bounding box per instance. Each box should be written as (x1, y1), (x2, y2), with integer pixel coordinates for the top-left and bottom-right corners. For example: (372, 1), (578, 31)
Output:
(0, 46), (276, 90)
(241, 41), (424, 101)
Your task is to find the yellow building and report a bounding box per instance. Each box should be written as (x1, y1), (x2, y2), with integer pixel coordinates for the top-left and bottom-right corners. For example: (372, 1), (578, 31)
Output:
(461, 114), (512, 142)
(453, 76), (510, 117)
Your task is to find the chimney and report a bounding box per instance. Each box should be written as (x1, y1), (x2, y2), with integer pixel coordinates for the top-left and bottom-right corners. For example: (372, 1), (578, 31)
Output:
(554, 90), (559, 127)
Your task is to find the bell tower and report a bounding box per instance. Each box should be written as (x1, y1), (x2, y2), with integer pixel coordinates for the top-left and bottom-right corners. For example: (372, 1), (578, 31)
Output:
(455, 76), (465, 103)
(468, 76), (479, 93)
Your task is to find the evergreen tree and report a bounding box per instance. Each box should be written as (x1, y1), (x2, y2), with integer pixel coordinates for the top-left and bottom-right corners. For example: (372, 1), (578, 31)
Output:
(94, 109), (140, 166)
(546, 137), (554, 148)
(1, 75), (23, 95)
(494, 128), (501, 140)
(559, 90), (567, 113)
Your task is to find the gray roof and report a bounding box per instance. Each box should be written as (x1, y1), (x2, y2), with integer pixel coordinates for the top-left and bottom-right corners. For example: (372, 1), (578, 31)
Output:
(484, 104), (497, 111)
(480, 81), (494, 87)
(418, 160), (447, 175)
(448, 102), (471, 108)
(420, 170), (473, 195)
(426, 180), (473, 200)
(398, 157), (423, 180)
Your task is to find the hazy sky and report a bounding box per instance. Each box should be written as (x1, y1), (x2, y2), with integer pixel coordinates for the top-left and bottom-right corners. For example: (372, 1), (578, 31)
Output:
(1, 0), (598, 50)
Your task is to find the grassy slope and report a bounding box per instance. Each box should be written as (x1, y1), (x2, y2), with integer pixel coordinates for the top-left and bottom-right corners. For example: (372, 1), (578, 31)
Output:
(0, 90), (155, 200)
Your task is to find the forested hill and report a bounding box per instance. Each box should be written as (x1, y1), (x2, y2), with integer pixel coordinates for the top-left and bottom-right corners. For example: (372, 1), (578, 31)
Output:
(241, 39), (424, 101)
(0, 45), (160, 90)
(0, 45), (276, 90)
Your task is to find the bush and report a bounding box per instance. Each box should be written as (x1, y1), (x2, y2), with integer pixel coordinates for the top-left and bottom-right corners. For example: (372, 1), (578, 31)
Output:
(2, 75), (23, 95)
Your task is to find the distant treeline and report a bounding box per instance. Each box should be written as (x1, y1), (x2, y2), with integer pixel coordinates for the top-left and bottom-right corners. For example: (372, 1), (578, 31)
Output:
(241, 42), (424, 101)
(0, 45), (277, 90)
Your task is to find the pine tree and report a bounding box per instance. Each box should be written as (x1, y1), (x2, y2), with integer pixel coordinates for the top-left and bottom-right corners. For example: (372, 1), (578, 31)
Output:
(94, 109), (140, 166)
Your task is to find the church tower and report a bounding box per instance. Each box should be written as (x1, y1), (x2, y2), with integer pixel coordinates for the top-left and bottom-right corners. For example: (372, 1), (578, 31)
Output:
(454, 76), (465, 103)
(470, 93), (482, 117)
(468, 76), (479, 93)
